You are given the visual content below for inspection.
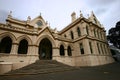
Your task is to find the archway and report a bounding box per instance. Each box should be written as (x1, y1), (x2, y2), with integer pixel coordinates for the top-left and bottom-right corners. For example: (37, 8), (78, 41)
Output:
(67, 46), (72, 56)
(39, 38), (52, 60)
(60, 45), (65, 56)
(0, 36), (12, 53)
(18, 39), (28, 54)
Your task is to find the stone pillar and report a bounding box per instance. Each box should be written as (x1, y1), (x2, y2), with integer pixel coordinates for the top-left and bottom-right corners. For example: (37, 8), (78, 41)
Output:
(52, 48), (60, 60)
(23, 45), (38, 56)
(10, 43), (18, 54)
(83, 39), (91, 54)
(65, 49), (68, 56)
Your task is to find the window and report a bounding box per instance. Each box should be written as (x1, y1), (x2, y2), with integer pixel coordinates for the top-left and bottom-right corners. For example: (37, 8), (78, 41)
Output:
(100, 43), (104, 55)
(80, 43), (84, 54)
(77, 27), (81, 37)
(94, 29), (96, 37)
(89, 42), (93, 54)
(36, 20), (43, 27)
(97, 30), (100, 39)
(64, 34), (67, 38)
(97, 43), (100, 54)
(94, 18), (97, 24)
(0, 36), (12, 53)
(67, 46), (72, 56)
(86, 26), (89, 35)
(18, 39), (28, 54)
(70, 31), (74, 39)
(60, 45), (65, 56)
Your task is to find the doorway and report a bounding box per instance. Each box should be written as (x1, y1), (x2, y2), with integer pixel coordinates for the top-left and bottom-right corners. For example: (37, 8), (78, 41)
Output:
(38, 38), (52, 60)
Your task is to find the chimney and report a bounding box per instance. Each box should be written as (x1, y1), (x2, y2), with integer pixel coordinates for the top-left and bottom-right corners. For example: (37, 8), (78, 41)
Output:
(71, 12), (76, 22)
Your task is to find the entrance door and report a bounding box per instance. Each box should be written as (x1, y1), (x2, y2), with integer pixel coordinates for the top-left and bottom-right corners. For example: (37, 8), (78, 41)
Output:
(39, 38), (52, 60)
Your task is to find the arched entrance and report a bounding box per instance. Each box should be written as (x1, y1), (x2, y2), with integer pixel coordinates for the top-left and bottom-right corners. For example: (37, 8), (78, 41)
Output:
(0, 36), (12, 53)
(39, 38), (52, 60)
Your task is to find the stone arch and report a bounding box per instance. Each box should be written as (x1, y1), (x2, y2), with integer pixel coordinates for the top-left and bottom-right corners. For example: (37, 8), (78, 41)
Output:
(18, 39), (28, 54)
(67, 43), (74, 50)
(0, 32), (16, 43)
(38, 38), (52, 60)
(58, 42), (67, 56)
(58, 42), (66, 49)
(36, 35), (56, 47)
(60, 45), (65, 56)
(17, 35), (32, 45)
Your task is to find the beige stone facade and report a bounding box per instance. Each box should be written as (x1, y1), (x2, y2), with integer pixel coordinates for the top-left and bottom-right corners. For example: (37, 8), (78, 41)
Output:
(0, 11), (114, 74)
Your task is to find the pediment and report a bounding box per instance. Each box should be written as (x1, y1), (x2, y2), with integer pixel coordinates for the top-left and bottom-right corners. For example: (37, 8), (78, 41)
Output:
(38, 27), (55, 38)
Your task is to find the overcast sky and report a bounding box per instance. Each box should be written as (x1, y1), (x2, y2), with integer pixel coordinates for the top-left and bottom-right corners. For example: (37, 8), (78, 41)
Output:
(0, 0), (120, 33)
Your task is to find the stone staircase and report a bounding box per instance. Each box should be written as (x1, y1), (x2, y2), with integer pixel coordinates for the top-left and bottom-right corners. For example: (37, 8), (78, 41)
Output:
(4, 60), (77, 75)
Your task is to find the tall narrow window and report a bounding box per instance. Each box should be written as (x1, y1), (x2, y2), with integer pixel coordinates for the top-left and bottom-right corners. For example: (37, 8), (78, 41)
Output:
(100, 43), (104, 55)
(86, 26), (89, 35)
(70, 31), (74, 39)
(94, 29), (96, 37)
(97, 30), (100, 39)
(89, 42), (93, 54)
(80, 43), (84, 54)
(60, 45), (65, 56)
(97, 43), (100, 54)
(77, 27), (81, 37)
(67, 46), (72, 56)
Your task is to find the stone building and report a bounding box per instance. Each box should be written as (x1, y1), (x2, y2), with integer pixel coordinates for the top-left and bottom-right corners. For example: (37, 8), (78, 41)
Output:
(0, 11), (114, 73)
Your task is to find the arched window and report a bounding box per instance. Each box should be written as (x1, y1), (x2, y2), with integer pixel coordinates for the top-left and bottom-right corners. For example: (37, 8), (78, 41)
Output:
(89, 42), (93, 54)
(97, 43), (100, 54)
(60, 45), (65, 56)
(70, 31), (74, 39)
(18, 39), (28, 54)
(67, 46), (72, 56)
(0, 36), (12, 53)
(79, 43), (84, 54)
(77, 27), (81, 37)
(94, 29), (96, 37)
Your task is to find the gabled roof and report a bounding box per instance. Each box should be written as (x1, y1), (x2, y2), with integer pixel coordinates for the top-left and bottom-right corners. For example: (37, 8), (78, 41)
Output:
(58, 17), (89, 35)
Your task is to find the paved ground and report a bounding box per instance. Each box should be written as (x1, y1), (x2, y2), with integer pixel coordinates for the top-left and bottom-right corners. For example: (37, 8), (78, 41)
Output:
(0, 62), (120, 80)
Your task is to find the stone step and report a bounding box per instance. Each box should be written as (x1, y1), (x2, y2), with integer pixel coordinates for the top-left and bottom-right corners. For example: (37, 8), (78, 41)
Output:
(5, 60), (77, 76)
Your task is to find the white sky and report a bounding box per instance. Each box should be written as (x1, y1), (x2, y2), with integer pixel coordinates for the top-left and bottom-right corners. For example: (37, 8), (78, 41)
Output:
(0, 0), (120, 33)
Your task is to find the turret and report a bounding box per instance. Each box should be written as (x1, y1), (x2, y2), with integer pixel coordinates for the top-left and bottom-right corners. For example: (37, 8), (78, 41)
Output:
(71, 12), (76, 22)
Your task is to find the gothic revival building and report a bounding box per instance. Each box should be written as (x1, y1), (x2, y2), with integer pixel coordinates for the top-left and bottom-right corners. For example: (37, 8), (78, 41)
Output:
(0, 11), (114, 73)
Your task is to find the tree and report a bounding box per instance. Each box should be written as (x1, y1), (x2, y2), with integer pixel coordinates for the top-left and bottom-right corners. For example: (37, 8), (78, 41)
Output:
(107, 21), (120, 49)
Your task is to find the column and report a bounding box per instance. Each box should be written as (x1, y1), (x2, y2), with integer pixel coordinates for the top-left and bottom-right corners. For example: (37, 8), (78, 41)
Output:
(52, 47), (60, 60)
(83, 39), (91, 54)
(92, 41), (99, 54)
(65, 49), (68, 57)
(10, 43), (18, 54)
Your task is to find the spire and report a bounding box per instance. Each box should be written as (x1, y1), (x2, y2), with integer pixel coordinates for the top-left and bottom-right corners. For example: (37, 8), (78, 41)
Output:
(80, 10), (83, 18)
(8, 11), (12, 18)
(27, 16), (31, 23)
(40, 12), (42, 16)
(71, 12), (76, 22)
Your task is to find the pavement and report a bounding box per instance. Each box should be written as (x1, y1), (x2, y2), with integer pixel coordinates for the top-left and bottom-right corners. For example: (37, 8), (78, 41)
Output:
(0, 62), (120, 80)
